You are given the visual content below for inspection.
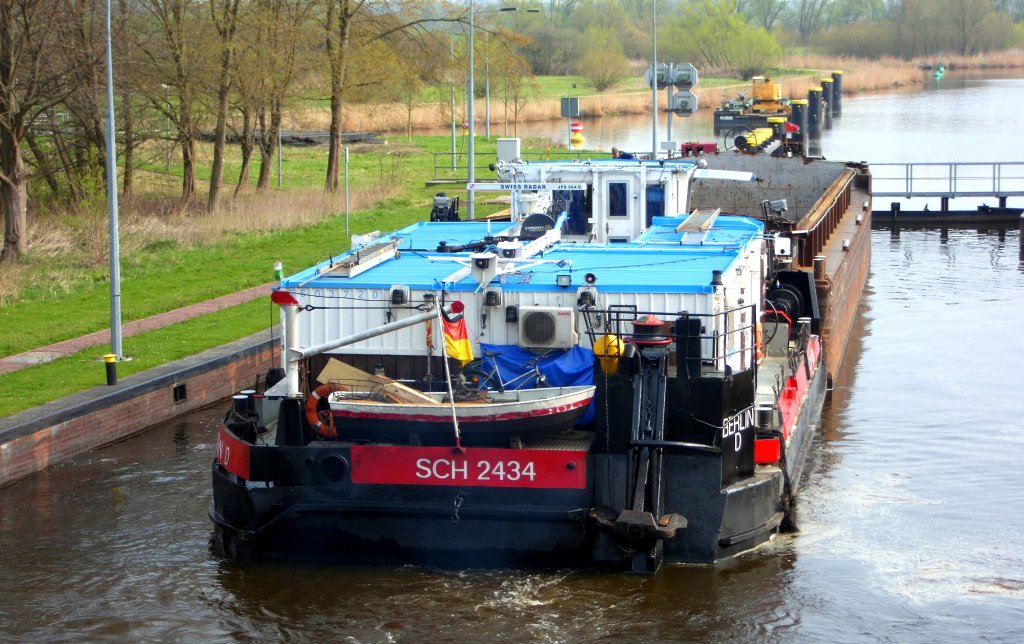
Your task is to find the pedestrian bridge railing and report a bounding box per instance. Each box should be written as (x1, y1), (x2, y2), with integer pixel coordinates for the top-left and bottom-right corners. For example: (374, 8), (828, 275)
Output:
(871, 162), (1024, 199)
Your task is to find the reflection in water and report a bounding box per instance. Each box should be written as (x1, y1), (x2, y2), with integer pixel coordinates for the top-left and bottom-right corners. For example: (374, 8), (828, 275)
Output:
(209, 545), (801, 642)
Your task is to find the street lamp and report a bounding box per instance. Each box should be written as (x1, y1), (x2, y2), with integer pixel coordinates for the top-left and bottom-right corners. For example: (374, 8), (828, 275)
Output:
(467, 4), (538, 220)
(651, 0), (658, 157)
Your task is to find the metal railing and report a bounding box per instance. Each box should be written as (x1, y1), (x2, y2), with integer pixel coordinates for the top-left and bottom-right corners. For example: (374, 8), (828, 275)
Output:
(871, 162), (1024, 198)
(431, 151), (593, 182)
(794, 166), (859, 266)
(584, 304), (758, 376)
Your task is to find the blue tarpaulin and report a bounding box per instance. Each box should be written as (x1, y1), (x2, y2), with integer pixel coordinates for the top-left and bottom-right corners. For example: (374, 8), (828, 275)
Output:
(478, 343), (596, 425)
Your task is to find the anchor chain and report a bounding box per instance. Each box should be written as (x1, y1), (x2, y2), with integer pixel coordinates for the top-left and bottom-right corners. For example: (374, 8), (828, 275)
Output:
(452, 492), (464, 523)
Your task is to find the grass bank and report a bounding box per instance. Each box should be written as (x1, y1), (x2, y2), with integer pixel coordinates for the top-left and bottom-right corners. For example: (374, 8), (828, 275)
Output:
(0, 135), (543, 417)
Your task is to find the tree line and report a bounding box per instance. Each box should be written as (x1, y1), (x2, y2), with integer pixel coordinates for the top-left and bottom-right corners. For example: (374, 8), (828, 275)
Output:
(2, 0), (1022, 262)
(0, 0), (533, 262)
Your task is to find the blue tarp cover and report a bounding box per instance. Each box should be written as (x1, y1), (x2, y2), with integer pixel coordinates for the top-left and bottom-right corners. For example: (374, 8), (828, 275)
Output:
(478, 343), (596, 425)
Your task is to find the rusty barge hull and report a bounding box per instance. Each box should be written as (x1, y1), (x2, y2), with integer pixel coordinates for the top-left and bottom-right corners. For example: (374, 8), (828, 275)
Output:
(690, 154), (871, 385)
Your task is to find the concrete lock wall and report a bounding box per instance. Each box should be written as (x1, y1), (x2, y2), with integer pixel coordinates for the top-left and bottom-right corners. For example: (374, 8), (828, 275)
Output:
(0, 333), (278, 488)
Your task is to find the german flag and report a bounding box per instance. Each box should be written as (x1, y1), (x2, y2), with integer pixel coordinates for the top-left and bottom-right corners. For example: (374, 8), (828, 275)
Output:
(443, 315), (474, 366)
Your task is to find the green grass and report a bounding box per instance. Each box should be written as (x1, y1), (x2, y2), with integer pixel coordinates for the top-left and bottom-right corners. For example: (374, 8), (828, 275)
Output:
(7, 135), (507, 341)
(0, 299), (272, 416)
(0, 135), (520, 418)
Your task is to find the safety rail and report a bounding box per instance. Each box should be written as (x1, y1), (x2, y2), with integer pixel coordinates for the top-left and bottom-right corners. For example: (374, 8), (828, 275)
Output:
(432, 151), (593, 182)
(794, 166), (859, 267)
(583, 304), (758, 375)
(871, 162), (1024, 198)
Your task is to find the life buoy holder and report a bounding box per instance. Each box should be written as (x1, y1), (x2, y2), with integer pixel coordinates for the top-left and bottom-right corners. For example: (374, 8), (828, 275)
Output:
(755, 322), (764, 364)
(305, 383), (347, 438)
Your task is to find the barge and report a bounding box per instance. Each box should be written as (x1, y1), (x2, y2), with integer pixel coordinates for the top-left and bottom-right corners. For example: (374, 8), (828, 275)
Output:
(210, 146), (871, 573)
(714, 76), (792, 134)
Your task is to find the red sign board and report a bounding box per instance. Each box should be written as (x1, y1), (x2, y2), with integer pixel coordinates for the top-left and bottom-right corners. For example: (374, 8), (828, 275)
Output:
(216, 426), (251, 480)
(350, 445), (587, 489)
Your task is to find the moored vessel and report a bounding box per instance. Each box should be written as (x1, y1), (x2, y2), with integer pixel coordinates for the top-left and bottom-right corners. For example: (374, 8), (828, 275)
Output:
(210, 139), (870, 573)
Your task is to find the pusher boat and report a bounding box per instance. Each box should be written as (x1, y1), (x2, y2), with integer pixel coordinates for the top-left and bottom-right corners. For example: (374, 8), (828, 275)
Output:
(211, 144), (870, 573)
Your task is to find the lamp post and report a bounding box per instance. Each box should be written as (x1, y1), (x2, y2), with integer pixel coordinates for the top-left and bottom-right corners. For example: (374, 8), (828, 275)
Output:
(484, 32), (490, 139)
(450, 34), (456, 172)
(467, 1), (477, 219)
(467, 4), (537, 220)
(650, 0), (658, 157)
(104, 0), (122, 360)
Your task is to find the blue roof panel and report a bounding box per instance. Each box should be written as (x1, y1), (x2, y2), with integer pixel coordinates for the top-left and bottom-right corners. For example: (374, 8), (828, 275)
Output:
(281, 216), (763, 295)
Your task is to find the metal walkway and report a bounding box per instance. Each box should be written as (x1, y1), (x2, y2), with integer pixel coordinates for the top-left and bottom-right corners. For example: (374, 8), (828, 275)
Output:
(871, 162), (1024, 201)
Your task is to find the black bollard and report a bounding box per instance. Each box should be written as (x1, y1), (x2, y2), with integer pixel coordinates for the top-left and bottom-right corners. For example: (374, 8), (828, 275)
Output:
(806, 87), (822, 157)
(104, 353), (117, 386)
(831, 70), (843, 118)
(820, 78), (834, 130)
(790, 99), (808, 156)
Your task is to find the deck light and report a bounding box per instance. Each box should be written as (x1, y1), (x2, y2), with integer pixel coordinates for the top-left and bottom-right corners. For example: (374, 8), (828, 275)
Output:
(556, 274), (572, 288)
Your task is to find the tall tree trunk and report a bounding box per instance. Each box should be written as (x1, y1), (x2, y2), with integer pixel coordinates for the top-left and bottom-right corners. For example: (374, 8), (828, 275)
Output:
(47, 111), (84, 202)
(121, 89), (134, 197)
(324, 0), (353, 193)
(256, 108), (270, 190)
(179, 96), (197, 204)
(207, 81), (230, 211)
(325, 94), (341, 191)
(234, 107), (253, 197)
(0, 133), (28, 261)
(256, 104), (280, 191)
(207, 0), (240, 213)
(24, 132), (60, 198)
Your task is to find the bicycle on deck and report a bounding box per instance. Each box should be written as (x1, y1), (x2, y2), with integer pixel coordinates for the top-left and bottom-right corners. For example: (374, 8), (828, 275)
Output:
(461, 350), (551, 393)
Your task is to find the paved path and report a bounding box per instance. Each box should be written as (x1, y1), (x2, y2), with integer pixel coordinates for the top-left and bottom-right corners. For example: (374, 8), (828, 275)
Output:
(0, 282), (275, 375)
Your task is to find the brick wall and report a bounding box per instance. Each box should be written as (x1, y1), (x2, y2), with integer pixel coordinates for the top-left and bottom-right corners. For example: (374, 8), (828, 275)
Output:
(0, 334), (278, 488)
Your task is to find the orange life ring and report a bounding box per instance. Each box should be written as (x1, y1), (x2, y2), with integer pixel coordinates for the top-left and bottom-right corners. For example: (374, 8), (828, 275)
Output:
(305, 383), (347, 438)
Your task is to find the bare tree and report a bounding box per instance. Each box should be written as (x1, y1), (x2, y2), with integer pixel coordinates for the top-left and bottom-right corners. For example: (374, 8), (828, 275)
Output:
(206, 0), (242, 213)
(794, 0), (836, 43)
(0, 1), (80, 261)
(743, 0), (789, 30)
(138, 0), (210, 207)
(322, 0), (457, 192)
(250, 0), (315, 192)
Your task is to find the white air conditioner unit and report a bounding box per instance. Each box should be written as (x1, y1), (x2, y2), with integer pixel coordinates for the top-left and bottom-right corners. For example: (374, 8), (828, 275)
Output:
(517, 306), (578, 349)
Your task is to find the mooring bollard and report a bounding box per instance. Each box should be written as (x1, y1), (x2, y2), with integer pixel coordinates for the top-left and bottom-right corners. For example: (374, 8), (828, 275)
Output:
(806, 87), (822, 157)
(104, 353), (117, 386)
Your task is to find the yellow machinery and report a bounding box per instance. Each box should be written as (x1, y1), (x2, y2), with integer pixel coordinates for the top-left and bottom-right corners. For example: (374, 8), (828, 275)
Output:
(748, 77), (787, 113)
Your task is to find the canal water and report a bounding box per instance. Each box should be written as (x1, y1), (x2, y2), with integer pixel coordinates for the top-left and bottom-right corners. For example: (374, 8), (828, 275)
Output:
(2, 73), (1023, 641)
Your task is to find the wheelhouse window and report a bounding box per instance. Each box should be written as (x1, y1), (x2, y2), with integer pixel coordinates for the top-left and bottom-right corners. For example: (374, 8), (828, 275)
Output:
(645, 185), (665, 226)
(608, 181), (628, 218)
